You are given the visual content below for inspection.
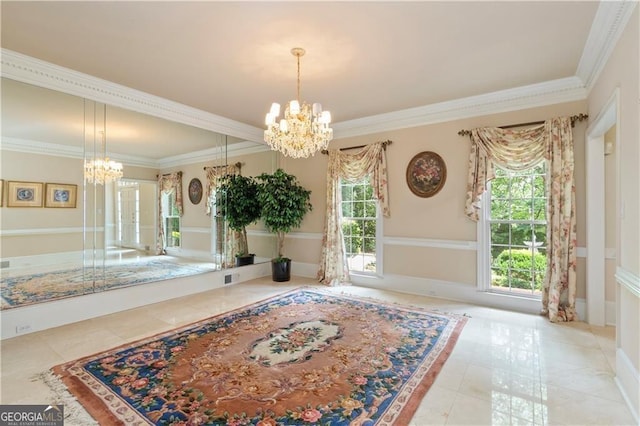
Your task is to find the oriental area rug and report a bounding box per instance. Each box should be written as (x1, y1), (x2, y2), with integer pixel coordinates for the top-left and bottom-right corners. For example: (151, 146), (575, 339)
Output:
(51, 288), (467, 425)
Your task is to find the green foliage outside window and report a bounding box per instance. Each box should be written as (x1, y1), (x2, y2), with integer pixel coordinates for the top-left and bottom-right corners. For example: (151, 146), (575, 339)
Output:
(490, 163), (547, 294)
(492, 249), (546, 291)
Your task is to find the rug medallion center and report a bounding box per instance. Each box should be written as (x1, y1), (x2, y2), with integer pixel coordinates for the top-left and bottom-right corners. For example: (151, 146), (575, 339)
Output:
(250, 319), (341, 366)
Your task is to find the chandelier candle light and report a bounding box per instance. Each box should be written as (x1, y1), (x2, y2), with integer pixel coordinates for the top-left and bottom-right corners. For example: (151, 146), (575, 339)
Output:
(264, 47), (333, 158)
(84, 158), (123, 185)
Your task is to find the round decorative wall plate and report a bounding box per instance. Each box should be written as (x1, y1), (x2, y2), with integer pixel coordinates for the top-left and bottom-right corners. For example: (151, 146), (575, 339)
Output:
(406, 151), (447, 198)
(188, 178), (203, 204)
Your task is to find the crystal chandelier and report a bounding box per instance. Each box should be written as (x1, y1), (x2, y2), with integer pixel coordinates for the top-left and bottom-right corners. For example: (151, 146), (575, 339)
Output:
(264, 47), (333, 158)
(84, 158), (123, 185)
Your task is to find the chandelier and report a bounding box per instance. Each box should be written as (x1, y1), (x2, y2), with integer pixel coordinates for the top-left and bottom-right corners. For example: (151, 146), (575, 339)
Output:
(264, 47), (333, 158)
(84, 158), (123, 185)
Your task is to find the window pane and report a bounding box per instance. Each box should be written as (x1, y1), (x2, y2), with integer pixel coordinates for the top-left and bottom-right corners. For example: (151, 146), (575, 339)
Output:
(488, 163), (546, 297)
(341, 175), (378, 274)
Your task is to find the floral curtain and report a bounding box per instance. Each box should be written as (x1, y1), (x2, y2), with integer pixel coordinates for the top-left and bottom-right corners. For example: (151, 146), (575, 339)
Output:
(156, 171), (183, 255)
(205, 164), (242, 268)
(465, 117), (577, 322)
(318, 142), (390, 286)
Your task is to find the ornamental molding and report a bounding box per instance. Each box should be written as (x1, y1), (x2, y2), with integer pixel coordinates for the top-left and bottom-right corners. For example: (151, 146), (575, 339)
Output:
(1, 1), (634, 140)
(1, 49), (264, 143)
(576, 0), (638, 92)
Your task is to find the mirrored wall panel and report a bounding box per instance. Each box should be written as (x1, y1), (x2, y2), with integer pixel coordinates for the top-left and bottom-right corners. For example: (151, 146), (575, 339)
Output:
(0, 77), (276, 309)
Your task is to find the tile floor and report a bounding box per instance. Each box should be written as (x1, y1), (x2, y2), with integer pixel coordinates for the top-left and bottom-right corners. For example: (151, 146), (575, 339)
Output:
(0, 276), (636, 425)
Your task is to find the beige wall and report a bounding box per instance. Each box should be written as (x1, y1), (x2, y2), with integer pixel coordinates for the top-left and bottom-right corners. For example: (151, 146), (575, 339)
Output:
(280, 100), (587, 294)
(587, 6), (640, 405)
(1, 151), (85, 257)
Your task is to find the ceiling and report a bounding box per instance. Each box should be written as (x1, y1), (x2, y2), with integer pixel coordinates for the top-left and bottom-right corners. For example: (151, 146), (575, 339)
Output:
(0, 1), (611, 160)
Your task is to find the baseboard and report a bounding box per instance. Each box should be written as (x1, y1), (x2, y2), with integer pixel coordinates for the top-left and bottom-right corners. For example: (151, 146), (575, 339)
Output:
(1, 251), (91, 269)
(574, 298), (616, 325)
(615, 348), (640, 424)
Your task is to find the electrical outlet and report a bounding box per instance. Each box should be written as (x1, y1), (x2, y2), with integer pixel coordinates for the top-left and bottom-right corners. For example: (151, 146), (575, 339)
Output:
(16, 324), (32, 334)
(224, 274), (232, 285)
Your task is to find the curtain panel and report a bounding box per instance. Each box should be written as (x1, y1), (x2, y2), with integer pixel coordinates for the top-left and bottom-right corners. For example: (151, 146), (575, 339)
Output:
(464, 117), (577, 322)
(204, 164), (242, 268)
(156, 171), (183, 255)
(317, 142), (390, 286)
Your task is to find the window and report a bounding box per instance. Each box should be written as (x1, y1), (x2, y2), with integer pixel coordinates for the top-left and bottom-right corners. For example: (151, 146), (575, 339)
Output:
(162, 190), (181, 248)
(116, 181), (140, 248)
(483, 162), (546, 296)
(341, 176), (381, 274)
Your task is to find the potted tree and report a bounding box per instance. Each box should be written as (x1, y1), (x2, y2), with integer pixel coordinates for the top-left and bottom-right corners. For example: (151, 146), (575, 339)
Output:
(218, 174), (261, 267)
(257, 168), (312, 281)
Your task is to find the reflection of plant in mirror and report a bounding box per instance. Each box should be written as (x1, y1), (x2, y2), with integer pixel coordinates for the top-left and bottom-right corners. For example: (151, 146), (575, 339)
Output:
(218, 175), (261, 257)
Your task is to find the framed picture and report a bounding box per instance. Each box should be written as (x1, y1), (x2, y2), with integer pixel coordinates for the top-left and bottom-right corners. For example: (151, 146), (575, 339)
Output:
(45, 183), (77, 208)
(6, 181), (44, 207)
(188, 178), (203, 205)
(0, 179), (3, 207)
(406, 151), (447, 198)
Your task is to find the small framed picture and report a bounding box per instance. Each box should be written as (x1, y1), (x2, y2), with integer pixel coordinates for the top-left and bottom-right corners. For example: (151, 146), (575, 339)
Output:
(7, 181), (44, 207)
(45, 183), (77, 208)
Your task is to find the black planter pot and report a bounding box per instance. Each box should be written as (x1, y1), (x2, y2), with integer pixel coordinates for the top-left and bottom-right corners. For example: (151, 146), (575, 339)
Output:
(271, 259), (291, 282)
(235, 254), (255, 267)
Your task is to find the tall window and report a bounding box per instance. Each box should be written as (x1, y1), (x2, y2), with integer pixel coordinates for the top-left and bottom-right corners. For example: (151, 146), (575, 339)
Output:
(486, 162), (546, 296)
(341, 176), (381, 274)
(162, 190), (181, 248)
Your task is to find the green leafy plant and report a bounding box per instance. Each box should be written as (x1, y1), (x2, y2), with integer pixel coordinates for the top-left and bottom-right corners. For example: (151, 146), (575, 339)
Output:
(256, 169), (312, 262)
(218, 174), (261, 257)
(493, 249), (546, 291)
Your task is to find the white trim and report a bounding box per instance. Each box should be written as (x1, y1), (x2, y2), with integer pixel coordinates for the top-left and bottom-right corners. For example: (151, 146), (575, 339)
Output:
(616, 267), (640, 298)
(334, 77), (587, 138)
(576, 1), (638, 93)
(163, 248), (213, 261)
(285, 232), (323, 240)
(585, 88), (619, 326)
(1, 137), (83, 159)
(1, 1), (630, 142)
(0, 49), (264, 143)
(0, 251), (84, 269)
(351, 273), (542, 315)
(384, 236), (477, 251)
(0, 227), (98, 237)
(615, 348), (640, 424)
(180, 227), (211, 234)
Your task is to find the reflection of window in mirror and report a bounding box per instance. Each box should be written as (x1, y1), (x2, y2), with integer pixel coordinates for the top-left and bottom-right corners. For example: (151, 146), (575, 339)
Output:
(116, 181), (141, 249)
(162, 191), (181, 248)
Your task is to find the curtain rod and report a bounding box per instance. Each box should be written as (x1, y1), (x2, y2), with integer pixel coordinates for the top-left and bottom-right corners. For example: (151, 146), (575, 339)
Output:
(321, 140), (392, 155)
(156, 171), (182, 178)
(203, 162), (242, 171)
(457, 113), (588, 137)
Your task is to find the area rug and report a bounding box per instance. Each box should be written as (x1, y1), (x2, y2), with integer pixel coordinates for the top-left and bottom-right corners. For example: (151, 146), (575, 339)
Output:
(1, 257), (217, 309)
(51, 288), (466, 425)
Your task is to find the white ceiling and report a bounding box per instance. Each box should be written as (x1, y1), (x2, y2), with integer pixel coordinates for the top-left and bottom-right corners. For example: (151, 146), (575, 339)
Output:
(0, 1), (625, 161)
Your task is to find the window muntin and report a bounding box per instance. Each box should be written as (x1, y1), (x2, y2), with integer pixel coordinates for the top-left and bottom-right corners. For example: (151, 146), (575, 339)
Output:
(488, 163), (546, 296)
(162, 190), (180, 248)
(341, 176), (379, 274)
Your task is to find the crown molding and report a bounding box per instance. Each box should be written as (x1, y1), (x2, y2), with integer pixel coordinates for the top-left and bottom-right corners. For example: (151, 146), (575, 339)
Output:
(576, 0), (638, 94)
(1, 137), (83, 159)
(158, 141), (271, 169)
(2, 0), (632, 143)
(333, 77), (587, 138)
(1, 49), (265, 143)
